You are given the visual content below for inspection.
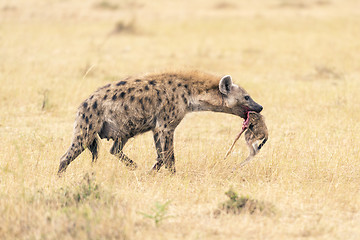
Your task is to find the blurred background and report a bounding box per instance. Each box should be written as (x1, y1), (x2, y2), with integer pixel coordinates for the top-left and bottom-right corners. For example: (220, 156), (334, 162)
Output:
(1, 1), (360, 239)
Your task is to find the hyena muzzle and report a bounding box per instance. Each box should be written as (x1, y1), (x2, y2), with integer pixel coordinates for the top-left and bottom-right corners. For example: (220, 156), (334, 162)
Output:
(58, 71), (263, 174)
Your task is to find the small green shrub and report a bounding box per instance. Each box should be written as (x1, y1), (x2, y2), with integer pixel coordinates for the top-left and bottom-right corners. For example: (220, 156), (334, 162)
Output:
(216, 188), (276, 216)
(138, 201), (173, 227)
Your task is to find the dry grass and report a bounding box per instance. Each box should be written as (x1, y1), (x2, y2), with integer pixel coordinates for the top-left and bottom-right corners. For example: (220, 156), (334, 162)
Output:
(1, 0), (360, 239)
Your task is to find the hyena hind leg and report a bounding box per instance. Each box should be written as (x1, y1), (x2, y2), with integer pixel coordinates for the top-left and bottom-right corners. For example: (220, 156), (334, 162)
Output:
(58, 142), (85, 174)
(110, 138), (137, 170)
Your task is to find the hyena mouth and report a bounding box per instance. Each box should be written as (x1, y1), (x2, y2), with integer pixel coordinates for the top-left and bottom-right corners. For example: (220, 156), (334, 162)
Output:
(242, 111), (252, 130)
(242, 107), (250, 121)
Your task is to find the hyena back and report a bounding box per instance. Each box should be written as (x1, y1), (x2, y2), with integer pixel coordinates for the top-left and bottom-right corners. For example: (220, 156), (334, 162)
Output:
(58, 71), (263, 174)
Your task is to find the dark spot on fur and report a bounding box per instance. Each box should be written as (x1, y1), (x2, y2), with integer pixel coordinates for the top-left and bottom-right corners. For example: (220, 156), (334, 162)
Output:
(80, 125), (83, 129)
(156, 89), (160, 96)
(119, 92), (125, 98)
(124, 105), (128, 111)
(128, 120), (135, 127)
(82, 113), (85, 119)
(106, 89), (111, 92)
(109, 110), (113, 114)
(149, 80), (156, 85)
(116, 81), (127, 86)
(103, 84), (111, 89)
(112, 94), (117, 100)
(128, 87), (135, 93)
(172, 87), (176, 92)
(92, 101), (97, 110)
(178, 83), (182, 87)
(164, 136), (169, 151)
(85, 116), (89, 124)
(89, 114), (92, 119)
(135, 79), (141, 82)
(97, 111), (101, 116)
(139, 98), (145, 110)
(103, 95), (108, 100)
(89, 124), (93, 130)
(181, 94), (188, 104)
(138, 89), (143, 93)
(83, 102), (88, 108)
(90, 95), (94, 100)
(184, 84), (188, 89)
(157, 97), (162, 103)
(168, 80), (172, 84)
(130, 96), (135, 102)
(164, 124), (167, 128)
(144, 85), (149, 91)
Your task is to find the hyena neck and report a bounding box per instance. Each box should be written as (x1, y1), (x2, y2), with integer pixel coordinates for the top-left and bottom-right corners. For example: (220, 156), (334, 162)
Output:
(188, 88), (232, 114)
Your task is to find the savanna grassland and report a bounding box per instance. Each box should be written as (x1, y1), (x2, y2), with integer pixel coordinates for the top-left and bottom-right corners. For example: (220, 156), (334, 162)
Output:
(1, 0), (360, 239)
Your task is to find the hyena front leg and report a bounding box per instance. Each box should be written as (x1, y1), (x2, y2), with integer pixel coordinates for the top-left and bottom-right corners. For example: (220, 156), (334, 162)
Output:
(110, 138), (137, 170)
(151, 129), (176, 173)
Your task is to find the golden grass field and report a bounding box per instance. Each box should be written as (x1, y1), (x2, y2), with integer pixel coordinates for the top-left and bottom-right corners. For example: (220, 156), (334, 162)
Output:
(1, 0), (360, 239)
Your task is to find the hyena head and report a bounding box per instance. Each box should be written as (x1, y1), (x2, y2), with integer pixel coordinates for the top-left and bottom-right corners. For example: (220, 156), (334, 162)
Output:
(219, 75), (263, 119)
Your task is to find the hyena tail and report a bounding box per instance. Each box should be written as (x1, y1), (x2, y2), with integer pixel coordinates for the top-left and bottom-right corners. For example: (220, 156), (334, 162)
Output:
(88, 135), (99, 162)
(257, 137), (267, 150)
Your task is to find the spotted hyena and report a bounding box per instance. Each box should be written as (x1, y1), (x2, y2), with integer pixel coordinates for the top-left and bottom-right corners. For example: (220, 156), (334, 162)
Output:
(58, 71), (263, 174)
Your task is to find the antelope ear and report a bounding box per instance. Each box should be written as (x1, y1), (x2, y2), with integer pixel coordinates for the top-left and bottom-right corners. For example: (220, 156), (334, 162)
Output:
(219, 75), (233, 95)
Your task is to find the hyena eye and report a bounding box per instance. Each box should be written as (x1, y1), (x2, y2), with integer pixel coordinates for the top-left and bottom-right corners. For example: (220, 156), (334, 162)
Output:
(244, 96), (250, 101)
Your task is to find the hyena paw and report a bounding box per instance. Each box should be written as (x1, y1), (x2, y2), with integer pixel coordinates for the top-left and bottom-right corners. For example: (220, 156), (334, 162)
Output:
(125, 161), (137, 170)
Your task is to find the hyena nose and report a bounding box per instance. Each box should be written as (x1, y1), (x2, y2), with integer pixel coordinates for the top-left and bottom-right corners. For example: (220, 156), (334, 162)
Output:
(257, 105), (263, 113)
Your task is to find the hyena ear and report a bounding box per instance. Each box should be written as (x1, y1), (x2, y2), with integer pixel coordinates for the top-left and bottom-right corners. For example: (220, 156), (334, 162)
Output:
(219, 75), (233, 95)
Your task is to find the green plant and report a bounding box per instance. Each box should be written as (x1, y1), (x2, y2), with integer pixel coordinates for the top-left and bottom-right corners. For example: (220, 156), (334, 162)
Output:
(217, 188), (276, 216)
(139, 201), (172, 227)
